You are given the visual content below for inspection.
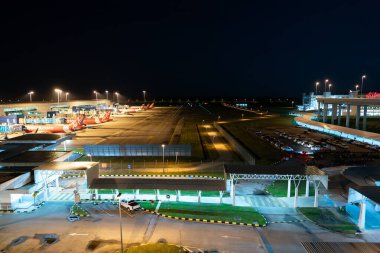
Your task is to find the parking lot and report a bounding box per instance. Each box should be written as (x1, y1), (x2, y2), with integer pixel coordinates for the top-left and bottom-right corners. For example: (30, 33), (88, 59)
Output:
(254, 124), (376, 156)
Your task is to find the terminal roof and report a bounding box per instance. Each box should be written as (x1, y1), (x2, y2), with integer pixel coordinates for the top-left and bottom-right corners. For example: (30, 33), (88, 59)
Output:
(0, 172), (26, 184)
(33, 162), (99, 171)
(2, 133), (73, 144)
(301, 242), (380, 253)
(89, 177), (226, 191)
(224, 161), (325, 176)
(351, 186), (380, 205)
(343, 166), (380, 186)
(1, 151), (68, 163)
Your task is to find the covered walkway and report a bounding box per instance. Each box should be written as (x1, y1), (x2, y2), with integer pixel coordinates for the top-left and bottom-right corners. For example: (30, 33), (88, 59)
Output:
(224, 162), (328, 207)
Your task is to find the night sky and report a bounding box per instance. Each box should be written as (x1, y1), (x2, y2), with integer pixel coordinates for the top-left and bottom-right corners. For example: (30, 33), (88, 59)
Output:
(1, 1), (379, 101)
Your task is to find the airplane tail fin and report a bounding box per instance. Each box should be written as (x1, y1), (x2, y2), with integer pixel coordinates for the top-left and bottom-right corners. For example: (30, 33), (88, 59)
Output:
(102, 111), (111, 121)
(70, 114), (85, 129)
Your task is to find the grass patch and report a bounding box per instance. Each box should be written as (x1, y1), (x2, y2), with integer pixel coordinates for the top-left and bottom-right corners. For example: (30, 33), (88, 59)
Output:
(139, 189), (156, 195)
(179, 118), (204, 159)
(299, 207), (358, 234)
(71, 204), (90, 217)
(198, 124), (220, 160)
(266, 180), (315, 197)
(98, 189), (115, 194)
(122, 243), (185, 253)
(141, 201), (266, 225)
(139, 201), (158, 210)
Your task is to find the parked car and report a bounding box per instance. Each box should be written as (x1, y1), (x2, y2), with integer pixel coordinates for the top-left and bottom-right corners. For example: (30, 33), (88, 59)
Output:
(120, 200), (141, 211)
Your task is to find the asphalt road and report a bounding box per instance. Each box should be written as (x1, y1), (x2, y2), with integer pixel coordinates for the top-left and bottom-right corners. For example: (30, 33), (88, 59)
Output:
(0, 202), (372, 253)
(62, 106), (182, 148)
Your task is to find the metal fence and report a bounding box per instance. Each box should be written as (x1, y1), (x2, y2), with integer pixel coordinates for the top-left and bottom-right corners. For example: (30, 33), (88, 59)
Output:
(84, 144), (192, 157)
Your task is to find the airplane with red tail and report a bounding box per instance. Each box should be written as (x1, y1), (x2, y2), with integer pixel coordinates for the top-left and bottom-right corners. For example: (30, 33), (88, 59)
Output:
(66, 111), (112, 125)
(23, 115), (86, 133)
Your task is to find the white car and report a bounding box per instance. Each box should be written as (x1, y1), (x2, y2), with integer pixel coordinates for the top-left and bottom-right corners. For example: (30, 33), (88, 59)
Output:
(120, 200), (141, 211)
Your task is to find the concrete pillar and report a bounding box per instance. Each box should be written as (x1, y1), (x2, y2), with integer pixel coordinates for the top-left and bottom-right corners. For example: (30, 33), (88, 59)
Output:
(314, 184), (319, 207)
(44, 185), (49, 201)
(331, 104), (337, 124)
(346, 104), (351, 127)
(55, 178), (60, 191)
(322, 103), (328, 123)
(156, 189), (160, 201)
(135, 189), (140, 199)
(176, 190), (181, 202)
(358, 199), (367, 230)
(231, 182), (236, 206)
(305, 180), (310, 197)
(363, 105), (368, 131)
(287, 179), (291, 198)
(337, 104), (342, 125)
(356, 105), (361, 129)
(198, 190), (202, 203)
(293, 184), (299, 208)
(219, 191), (223, 204)
(75, 177), (79, 192)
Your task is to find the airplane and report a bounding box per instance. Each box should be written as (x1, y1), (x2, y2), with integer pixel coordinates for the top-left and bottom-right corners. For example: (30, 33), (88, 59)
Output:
(66, 111), (112, 125)
(22, 115), (86, 133)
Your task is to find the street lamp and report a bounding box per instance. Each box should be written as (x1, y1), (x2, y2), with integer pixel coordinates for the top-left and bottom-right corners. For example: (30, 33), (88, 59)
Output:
(115, 92), (119, 104)
(105, 90), (109, 100)
(324, 79), (329, 93)
(355, 84), (359, 92)
(143, 90), (146, 102)
(116, 193), (124, 253)
(161, 144), (165, 173)
(66, 92), (69, 101)
(361, 75), (366, 96)
(315, 82), (319, 95)
(28, 91), (34, 102)
(328, 83), (332, 93)
(54, 89), (62, 105)
(93, 90), (98, 101)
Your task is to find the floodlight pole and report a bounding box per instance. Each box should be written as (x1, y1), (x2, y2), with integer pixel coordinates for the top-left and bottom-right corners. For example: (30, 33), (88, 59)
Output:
(162, 144), (165, 173)
(117, 193), (124, 253)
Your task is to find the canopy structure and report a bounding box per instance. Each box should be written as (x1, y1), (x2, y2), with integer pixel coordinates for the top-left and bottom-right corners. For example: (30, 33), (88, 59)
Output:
(224, 162), (328, 207)
(33, 161), (99, 171)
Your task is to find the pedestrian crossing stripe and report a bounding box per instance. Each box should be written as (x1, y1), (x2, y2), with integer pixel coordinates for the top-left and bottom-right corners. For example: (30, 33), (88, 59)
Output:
(48, 193), (74, 201)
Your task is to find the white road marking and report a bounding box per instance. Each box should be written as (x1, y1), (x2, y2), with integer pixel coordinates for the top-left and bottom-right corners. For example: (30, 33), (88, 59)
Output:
(221, 235), (241, 239)
(69, 233), (88, 236)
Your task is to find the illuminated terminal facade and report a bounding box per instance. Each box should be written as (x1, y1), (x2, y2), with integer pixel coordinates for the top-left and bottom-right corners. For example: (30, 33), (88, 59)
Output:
(299, 91), (380, 118)
(0, 99), (111, 117)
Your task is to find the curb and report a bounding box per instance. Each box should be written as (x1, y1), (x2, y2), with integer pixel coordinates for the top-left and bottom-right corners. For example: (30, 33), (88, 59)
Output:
(141, 208), (266, 227)
(60, 175), (84, 179)
(268, 219), (306, 224)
